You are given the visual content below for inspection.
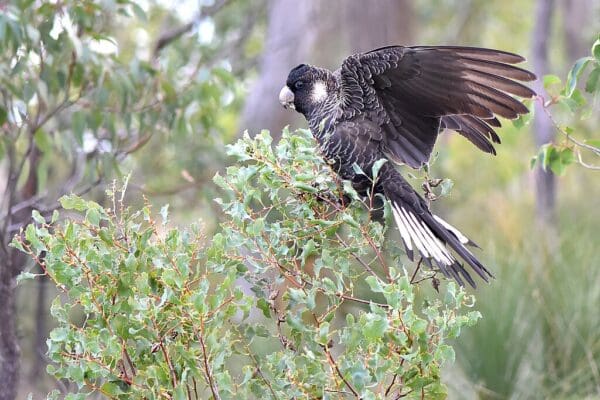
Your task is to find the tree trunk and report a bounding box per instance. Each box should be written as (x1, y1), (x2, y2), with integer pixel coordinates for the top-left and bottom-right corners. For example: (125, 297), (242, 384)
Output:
(240, 0), (413, 136)
(531, 0), (556, 223)
(0, 255), (20, 400)
(0, 145), (40, 399)
(561, 0), (594, 62)
(239, 0), (317, 136)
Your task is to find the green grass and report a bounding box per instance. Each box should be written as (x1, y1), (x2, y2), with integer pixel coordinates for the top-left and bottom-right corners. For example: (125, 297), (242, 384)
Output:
(444, 167), (600, 399)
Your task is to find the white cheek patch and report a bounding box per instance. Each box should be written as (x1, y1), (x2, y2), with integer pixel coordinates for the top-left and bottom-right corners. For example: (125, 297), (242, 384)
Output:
(311, 81), (328, 103)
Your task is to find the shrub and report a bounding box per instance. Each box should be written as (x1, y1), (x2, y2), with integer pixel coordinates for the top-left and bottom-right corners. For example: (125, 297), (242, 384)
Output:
(15, 129), (481, 399)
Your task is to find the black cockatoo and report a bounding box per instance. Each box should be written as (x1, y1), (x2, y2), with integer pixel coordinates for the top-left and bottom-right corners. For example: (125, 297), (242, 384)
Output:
(279, 46), (535, 287)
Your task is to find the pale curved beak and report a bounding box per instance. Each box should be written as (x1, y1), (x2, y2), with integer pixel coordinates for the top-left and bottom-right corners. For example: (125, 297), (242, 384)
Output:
(279, 86), (295, 110)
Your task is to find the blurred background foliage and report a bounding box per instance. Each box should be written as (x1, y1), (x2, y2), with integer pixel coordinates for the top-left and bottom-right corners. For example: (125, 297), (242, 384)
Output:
(0, 0), (599, 398)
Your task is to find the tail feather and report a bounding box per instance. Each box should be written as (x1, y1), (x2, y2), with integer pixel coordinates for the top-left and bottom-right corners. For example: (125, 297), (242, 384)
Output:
(432, 214), (480, 248)
(390, 200), (493, 287)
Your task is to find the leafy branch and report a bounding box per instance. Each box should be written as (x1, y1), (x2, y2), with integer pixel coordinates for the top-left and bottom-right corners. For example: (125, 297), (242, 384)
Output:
(529, 36), (600, 174)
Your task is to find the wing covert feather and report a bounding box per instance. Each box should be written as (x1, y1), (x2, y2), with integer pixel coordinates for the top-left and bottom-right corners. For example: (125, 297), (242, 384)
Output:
(337, 46), (535, 167)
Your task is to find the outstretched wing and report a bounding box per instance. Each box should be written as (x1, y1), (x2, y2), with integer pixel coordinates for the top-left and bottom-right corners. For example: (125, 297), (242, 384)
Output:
(337, 46), (536, 168)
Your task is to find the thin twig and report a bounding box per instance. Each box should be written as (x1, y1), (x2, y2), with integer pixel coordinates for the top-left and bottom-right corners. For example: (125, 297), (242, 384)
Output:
(409, 258), (423, 285)
(246, 348), (278, 399)
(154, 325), (177, 388)
(361, 226), (391, 281)
(323, 343), (359, 398)
(385, 373), (398, 397)
(337, 293), (389, 308)
(538, 95), (600, 156)
(310, 312), (360, 398)
(6, 176), (103, 234)
(576, 148), (600, 170)
(335, 232), (380, 278)
(197, 316), (221, 400)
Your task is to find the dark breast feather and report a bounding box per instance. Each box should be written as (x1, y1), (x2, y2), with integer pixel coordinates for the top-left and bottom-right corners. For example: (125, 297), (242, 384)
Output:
(318, 118), (383, 182)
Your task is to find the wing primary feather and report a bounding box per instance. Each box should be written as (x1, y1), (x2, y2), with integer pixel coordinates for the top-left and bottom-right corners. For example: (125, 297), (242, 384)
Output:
(484, 117), (502, 128)
(464, 116), (501, 143)
(412, 46), (527, 64)
(442, 116), (496, 154)
(399, 79), (495, 118)
(465, 69), (537, 98)
(466, 91), (521, 119)
(466, 81), (531, 115)
(459, 57), (536, 81)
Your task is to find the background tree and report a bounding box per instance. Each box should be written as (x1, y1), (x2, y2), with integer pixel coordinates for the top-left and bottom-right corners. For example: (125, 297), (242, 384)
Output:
(0, 1), (248, 397)
(240, 0), (413, 135)
(532, 0), (557, 223)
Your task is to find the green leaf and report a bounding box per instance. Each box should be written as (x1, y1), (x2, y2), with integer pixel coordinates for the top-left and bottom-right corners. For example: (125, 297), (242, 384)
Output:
(292, 182), (317, 193)
(16, 271), (41, 284)
(85, 208), (101, 226)
(64, 391), (87, 400)
(49, 326), (69, 341)
(342, 180), (360, 201)
(440, 178), (454, 196)
(351, 162), (366, 177)
(543, 74), (562, 89)
(131, 3), (147, 21)
(173, 384), (187, 400)
(362, 313), (388, 340)
(570, 89), (587, 107)
(50, 210), (60, 224)
(557, 96), (580, 114)
(100, 382), (124, 396)
(59, 195), (88, 211)
(98, 228), (112, 244)
(23, 81), (35, 102)
(25, 224), (44, 252)
(0, 107), (6, 125)
(539, 145), (575, 176)
(33, 129), (52, 153)
(512, 100), (534, 129)
(592, 36), (600, 62)
(436, 344), (455, 364)
(31, 209), (45, 224)
(564, 57), (592, 97)
(256, 298), (271, 318)
(530, 155), (538, 170)
(71, 111), (86, 144)
(72, 63), (84, 88)
(365, 276), (384, 293)
(246, 218), (265, 237)
(9, 236), (25, 252)
(160, 204), (169, 225)
(552, 147), (575, 176)
(300, 239), (317, 266)
(585, 66), (600, 94)
(371, 158), (387, 180)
